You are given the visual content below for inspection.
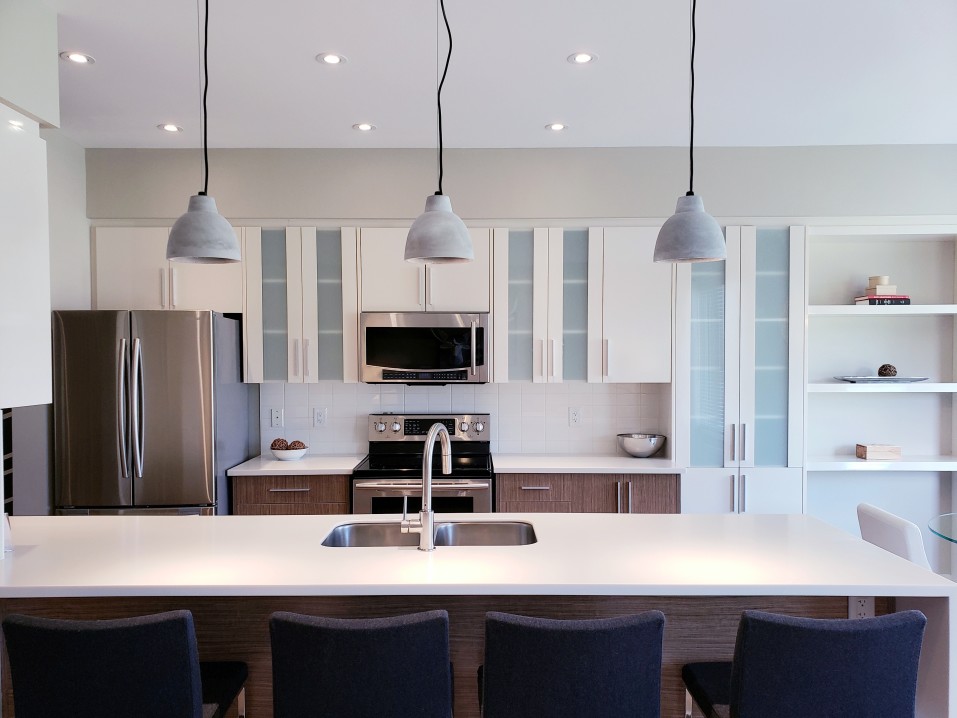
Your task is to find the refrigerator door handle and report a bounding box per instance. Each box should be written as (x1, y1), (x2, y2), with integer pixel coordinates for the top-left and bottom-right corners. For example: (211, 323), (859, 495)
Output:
(117, 338), (129, 479)
(131, 337), (145, 478)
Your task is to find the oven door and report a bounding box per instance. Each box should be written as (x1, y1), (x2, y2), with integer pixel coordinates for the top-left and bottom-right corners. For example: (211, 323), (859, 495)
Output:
(352, 478), (492, 514)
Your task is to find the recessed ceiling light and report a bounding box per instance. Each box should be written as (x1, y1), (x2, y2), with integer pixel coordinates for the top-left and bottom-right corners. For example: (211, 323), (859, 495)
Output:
(316, 53), (347, 65)
(158, 124), (183, 133)
(59, 51), (96, 64)
(546, 123), (567, 132)
(567, 52), (598, 65)
(353, 123), (376, 132)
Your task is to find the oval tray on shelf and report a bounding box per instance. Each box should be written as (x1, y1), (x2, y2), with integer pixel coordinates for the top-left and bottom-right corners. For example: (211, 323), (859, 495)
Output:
(834, 376), (928, 383)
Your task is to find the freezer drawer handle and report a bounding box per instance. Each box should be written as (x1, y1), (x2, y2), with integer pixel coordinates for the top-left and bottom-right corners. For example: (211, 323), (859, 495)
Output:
(268, 488), (311, 493)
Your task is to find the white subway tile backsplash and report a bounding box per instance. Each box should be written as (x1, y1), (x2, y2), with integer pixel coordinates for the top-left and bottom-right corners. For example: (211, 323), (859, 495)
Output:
(260, 381), (668, 456)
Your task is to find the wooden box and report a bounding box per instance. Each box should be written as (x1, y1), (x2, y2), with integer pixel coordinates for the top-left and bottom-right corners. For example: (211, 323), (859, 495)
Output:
(855, 443), (902, 460)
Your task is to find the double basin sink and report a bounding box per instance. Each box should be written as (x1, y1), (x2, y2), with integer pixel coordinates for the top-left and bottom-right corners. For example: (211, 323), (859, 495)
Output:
(322, 520), (537, 548)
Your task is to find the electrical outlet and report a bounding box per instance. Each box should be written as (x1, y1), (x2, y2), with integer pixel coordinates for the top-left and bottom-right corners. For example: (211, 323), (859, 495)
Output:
(569, 407), (583, 427)
(848, 596), (875, 619)
(314, 407), (328, 427)
(270, 409), (283, 428)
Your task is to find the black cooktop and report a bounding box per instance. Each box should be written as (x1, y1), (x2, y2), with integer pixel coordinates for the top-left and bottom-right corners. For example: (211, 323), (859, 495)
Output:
(352, 451), (493, 478)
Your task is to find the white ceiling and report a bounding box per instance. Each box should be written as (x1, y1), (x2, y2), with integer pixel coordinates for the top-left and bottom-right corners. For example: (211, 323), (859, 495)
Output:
(50, 0), (957, 149)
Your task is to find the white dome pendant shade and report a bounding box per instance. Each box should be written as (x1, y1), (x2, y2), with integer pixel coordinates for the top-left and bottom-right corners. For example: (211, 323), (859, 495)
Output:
(653, 193), (725, 263)
(405, 194), (473, 264)
(167, 194), (240, 263)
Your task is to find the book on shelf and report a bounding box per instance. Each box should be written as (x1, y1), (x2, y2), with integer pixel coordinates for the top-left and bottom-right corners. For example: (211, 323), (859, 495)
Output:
(856, 444), (901, 460)
(854, 295), (911, 305)
(864, 284), (899, 295)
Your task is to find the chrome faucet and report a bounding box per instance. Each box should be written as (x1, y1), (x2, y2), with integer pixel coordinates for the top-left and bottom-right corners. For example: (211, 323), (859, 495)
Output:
(401, 422), (451, 551)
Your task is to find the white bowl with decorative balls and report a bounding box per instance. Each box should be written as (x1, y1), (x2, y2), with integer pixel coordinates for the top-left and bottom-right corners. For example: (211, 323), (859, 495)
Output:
(270, 439), (308, 461)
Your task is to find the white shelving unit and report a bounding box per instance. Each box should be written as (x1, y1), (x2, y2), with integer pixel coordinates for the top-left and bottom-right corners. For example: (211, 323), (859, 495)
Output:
(803, 224), (957, 572)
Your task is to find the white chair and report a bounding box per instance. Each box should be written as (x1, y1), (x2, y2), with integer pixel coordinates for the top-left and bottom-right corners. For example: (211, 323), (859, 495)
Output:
(857, 502), (932, 570)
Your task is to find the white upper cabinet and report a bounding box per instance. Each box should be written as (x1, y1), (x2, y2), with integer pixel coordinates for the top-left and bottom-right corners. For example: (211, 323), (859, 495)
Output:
(587, 227), (673, 383)
(358, 227), (491, 312)
(0, 106), (51, 408)
(243, 227), (358, 384)
(93, 227), (243, 313)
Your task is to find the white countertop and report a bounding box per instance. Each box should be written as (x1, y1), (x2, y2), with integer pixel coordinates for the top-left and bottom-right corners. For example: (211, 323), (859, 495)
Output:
(0, 514), (951, 599)
(227, 455), (364, 476)
(493, 455), (682, 473)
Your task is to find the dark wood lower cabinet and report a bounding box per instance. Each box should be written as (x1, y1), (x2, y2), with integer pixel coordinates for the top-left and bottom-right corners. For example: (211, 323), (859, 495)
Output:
(496, 473), (679, 513)
(231, 475), (350, 515)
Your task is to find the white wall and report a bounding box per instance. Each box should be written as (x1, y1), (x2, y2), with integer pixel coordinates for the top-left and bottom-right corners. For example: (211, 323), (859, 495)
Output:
(85, 145), (957, 223)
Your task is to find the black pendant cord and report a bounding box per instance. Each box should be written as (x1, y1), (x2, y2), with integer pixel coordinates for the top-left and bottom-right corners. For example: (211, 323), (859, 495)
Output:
(687, 0), (696, 197)
(435, 0), (452, 196)
(200, 0), (210, 196)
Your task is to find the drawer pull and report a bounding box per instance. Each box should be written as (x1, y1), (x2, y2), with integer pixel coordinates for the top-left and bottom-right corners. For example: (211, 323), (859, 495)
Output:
(268, 488), (311, 493)
(520, 486), (551, 491)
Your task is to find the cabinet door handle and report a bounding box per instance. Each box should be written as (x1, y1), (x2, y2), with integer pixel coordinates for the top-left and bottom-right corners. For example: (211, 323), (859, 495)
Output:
(268, 487), (311, 493)
(303, 338), (310, 378)
(160, 268), (168, 308)
(549, 338), (556, 379)
(730, 423), (736, 462)
(292, 339), (300, 378)
(170, 267), (178, 308)
(521, 486), (551, 491)
(741, 423), (747, 462)
(418, 268), (426, 308)
(627, 480), (633, 513)
(426, 267), (433, 308)
(740, 474), (747, 513)
(616, 481), (622, 513)
(603, 339), (610, 378)
(731, 474), (737, 513)
(540, 339), (547, 380)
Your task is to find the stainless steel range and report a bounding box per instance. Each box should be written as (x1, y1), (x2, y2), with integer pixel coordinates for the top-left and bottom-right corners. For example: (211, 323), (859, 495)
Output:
(351, 413), (492, 514)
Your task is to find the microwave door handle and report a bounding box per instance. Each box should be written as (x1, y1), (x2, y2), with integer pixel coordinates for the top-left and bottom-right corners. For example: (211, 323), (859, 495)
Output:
(470, 320), (477, 376)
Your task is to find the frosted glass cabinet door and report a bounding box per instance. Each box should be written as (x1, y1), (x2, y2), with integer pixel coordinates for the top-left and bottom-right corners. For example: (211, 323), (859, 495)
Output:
(689, 260), (728, 467)
(259, 228), (290, 381)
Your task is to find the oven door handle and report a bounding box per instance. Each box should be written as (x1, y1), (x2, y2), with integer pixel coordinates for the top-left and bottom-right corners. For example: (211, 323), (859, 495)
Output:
(353, 480), (491, 491)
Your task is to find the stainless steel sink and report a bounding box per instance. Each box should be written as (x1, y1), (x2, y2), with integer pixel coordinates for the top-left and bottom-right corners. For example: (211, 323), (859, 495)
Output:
(433, 521), (536, 546)
(321, 521), (537, 548)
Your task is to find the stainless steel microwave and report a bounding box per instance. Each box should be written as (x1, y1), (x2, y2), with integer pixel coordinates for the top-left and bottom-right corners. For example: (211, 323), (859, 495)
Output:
(359, 312), (489, 384)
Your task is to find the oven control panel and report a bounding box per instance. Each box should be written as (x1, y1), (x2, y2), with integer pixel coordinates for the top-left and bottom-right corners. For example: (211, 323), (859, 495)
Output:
(368, 414), (490, 441)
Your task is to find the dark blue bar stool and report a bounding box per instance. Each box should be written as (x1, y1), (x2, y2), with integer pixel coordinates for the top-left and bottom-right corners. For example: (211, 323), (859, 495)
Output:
(2, 610), (247, 718)
(270, 609), (452, 718)
(682, 609), (927, 718)
(481, 610), (666, 718)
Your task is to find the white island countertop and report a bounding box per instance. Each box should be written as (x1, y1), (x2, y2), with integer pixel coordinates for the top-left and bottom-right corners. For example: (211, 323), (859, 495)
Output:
(0, 513), (950, 599)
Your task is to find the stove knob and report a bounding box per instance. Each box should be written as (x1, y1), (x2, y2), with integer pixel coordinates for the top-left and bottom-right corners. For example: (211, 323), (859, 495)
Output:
(391, 421), (401, 432)
(474, 421), (485, 433)
(374, 421), (386, 433)
(459, 421), (470, 432)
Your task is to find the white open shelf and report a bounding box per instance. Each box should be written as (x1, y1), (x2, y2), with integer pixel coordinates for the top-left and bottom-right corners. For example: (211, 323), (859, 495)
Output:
(807, 456), (957, 472)
(808, 382), (957, 393)
(808, 305), (957, 316)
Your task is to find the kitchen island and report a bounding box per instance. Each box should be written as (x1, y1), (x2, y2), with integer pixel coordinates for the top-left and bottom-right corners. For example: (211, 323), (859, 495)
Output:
(0, 513), (953, 717)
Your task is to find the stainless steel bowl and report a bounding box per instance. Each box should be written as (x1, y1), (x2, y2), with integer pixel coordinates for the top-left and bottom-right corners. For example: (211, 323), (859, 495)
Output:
(617, 433), (666, 458)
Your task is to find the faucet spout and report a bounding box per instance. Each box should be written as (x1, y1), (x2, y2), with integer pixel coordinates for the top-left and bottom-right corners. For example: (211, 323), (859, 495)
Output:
(401, 422), (451, 551)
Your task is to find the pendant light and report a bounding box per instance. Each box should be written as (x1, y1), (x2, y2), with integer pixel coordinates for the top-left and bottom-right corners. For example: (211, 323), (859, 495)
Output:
(166, 0), (240, 264)
(404, 0), (473, 265)
(654, 0), (726, 263)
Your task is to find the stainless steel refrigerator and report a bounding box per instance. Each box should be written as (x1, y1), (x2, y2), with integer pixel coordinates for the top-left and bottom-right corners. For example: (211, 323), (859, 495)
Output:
(53, 310), (257, 515)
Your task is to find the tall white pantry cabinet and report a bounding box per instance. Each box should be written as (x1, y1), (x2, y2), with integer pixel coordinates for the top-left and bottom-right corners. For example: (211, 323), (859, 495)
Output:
(676, 226), (806, 515)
